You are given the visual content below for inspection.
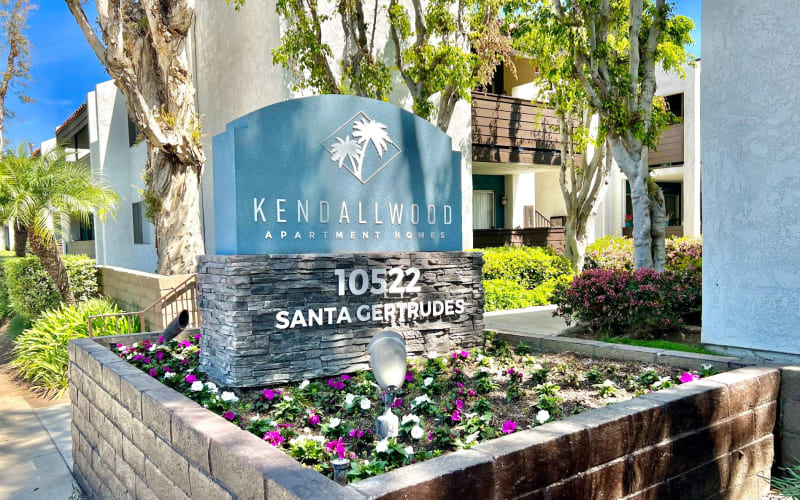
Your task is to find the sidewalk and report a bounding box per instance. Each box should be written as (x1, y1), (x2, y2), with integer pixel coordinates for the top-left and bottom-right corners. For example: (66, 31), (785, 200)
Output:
(0, 366), (76, 500)
(484, 305), (570, 337)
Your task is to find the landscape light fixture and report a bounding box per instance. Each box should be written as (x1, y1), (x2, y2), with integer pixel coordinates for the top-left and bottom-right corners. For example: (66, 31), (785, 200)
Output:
(369, 330), (407, 440)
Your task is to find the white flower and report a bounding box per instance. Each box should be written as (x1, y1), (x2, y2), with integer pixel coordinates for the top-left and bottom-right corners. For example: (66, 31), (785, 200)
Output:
(404, 446), (414, 456)
(250, 414), (261, 421)
(375, 439), (389, 453)
(701, 363), (713, 371)
(126, 354), (133, 360)
(652, 380), (663, 388)
(603, 379), (615, 387)
(329, 418), (341, 429)
(427, 351), (438, 359)
(164, 372), (175, 379)
(533, 363), (543, 370)
(148, 345), (156, 352)
(423, 377), (433, 387)
(270, 420), (279, 427)
(410, 425), (424, 440)
(465, 431), (480, 444)
(283, 395), (293, 402)
(360, 398), (371, 410)
(175, 354), (185, 361)
(464, 412), (477, 419)
(535, 410), (551, 424)
(221, 391), (239, 402)
(345, 393), (356, 405)
(477, 354), (485, 362)
(132, 343), (138, 349)
(411, 395), (431, 407)
(190, 381), (204, 392)
(401, 414), (420, 425)
(205, 382), (218, 394)
(299, 380), (310, 390)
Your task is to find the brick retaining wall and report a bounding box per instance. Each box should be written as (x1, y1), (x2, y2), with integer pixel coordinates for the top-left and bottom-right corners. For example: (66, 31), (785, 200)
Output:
(70, 336), (779, 500)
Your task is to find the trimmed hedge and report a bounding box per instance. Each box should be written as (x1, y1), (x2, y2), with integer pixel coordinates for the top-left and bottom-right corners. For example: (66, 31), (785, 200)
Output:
(3, 254), (98, 320)
(484, 275), (574, 312)
(0, 250), (14, 318)
(12, 297), (140, 397)
(585, 235), (702, 275)
(479, 246), (572, 290)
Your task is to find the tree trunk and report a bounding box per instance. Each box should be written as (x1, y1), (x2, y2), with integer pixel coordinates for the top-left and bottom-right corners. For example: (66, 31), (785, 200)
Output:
(27, 230), (75, 306)
(148, 148), (205, 275)
(629, 173), (653, 269)
(13, 221), (26, 257)
(564, 217), (590, 272)
(649, 186), (667, 271)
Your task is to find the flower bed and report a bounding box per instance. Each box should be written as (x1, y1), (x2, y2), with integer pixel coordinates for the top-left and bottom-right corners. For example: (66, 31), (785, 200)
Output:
(112, 331), (721, 482)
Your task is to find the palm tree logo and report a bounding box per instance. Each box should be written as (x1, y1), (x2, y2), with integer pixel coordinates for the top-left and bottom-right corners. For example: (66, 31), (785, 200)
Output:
(323, 112), (401, 184)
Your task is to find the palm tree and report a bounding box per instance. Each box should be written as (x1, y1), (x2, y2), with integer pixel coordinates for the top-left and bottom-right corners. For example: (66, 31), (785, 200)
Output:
(0, 144), (117, 305)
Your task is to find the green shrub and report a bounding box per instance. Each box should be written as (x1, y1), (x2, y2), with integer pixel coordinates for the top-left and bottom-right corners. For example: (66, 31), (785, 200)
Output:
(479, 246), (572, 290)
(484, 275), (574, 312)
(3, 254), (98, 320)
(12, 297), (140, 397)
(585, 236), (702, 275)
(0, 250), (14, 318)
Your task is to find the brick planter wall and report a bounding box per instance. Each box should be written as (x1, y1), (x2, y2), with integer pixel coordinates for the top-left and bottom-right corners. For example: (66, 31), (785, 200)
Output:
(70, 336), (781, 500)
(196, 252), (484, 387)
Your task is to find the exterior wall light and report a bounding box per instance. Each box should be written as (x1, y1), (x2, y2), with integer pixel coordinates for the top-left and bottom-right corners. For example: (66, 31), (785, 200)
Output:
(500, 195), (507, 206)
(369, 330), (407, 440)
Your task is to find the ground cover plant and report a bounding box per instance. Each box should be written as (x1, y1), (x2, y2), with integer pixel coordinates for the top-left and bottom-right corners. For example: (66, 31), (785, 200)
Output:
(116, 331), (721, 481)
(474, 247), (573, 311)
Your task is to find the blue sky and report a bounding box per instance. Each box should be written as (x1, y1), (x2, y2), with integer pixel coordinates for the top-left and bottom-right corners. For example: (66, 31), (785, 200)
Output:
(4, 0), (702, 148)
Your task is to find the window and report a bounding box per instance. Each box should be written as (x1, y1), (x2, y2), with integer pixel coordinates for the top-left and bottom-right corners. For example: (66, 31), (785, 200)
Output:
(523, 205), (534, 228)
(132, 202), (150, 244)
(128, 115), (142, 147)
(473, 191), (496, 229)
(78, 216), (94, 241)
(664, 93), (683, 119)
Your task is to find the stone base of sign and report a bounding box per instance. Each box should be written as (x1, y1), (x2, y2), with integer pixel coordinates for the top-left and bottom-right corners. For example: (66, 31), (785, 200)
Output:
(196, 252), (484, 387)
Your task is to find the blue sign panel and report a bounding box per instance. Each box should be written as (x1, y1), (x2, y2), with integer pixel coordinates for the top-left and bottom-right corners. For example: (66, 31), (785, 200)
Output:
(212, 95), (462, 254)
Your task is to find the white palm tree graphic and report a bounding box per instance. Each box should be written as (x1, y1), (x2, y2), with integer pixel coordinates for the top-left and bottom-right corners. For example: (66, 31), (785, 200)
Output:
(328, 117), (398, 182)
(330, 135), (362, 170)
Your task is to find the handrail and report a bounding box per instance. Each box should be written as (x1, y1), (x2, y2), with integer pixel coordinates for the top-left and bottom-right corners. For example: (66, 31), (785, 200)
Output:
(534, 210), (554, 228)
(88, 273), (199, 337)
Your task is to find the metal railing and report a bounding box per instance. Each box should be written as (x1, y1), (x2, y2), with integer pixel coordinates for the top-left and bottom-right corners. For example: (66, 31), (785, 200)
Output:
(88, 274), (200, 337)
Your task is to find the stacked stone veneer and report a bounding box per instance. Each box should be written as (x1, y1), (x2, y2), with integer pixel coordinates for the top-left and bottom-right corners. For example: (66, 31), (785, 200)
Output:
(196, 252), (484, 387)
(780, 366), (800, 467)
(70, 335), (780, 500)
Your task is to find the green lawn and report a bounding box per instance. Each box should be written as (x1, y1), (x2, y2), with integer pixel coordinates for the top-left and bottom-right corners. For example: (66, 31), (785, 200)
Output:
(599, 336), (721, 356)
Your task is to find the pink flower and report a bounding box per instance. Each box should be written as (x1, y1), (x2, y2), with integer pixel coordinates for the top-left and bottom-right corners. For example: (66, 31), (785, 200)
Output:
(679, 372), (700, 384)
(468, 389), (476, 397)
(460, 350), (469, 359)
(501, 420), (518, 434)
(156, 351), (164, 362)
(308, 413), (320, 426)
(405, 371), (415, 382)
(194, 334), (202, 340)
(451, 410), (461, 422)
(325, 438), (347, 459)
(179, 340), (192, 348)
(263, 389), (277, 400)
(148, 368), (157, 377)
(428, 432), (434, 441)
(451, 352), (458, 359)
(223, 410), (236, 421)
(340, 374), (351, 381)
(185, 374), (197, 384)
(158, 336), (165, 344)
(455, 398), (464, 410)
(263, 431), (283, 446)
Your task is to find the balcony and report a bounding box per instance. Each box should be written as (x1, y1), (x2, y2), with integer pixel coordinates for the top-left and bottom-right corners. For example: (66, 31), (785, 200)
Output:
(471, 92), (563, 165)
(649, 123), (684, 167)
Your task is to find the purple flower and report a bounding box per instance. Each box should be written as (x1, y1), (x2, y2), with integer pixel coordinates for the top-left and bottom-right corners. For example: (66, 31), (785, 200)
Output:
(679, 372), (700, 384)
(460, 350), (469, 359)
(340, 374), (351, 381)
(468, 389), (476, 397)
(428, 432), (434, 441)
(142, 357), (152, 364)
(308, 413), (320, 426)
(325, 438), (347, 459)
(132, 355), (145, 361)
(163, 366), (173, 373)
(391, 398), (403, 409)
(181, 359), (189, 364)
(327, 378), (345, 390)
(501, 420), (518, 434)
(194, 334), (202, 341)
(185, 374), (198, 384)
(148, 368), (157, 377)
(223, 410), (236, 421)
(263, 389), (277, 400)
(455, 398), (464, 410)
(349, 429), (356, 438)
(179, 340), (192, 348)
(405, 371), (415, 382)
(156, 351), (164, 362)
(157, 336), (165, 344)
(263, 431), (283, 446)
(357, 429), (364, 438)
(451, 410), (461, 422)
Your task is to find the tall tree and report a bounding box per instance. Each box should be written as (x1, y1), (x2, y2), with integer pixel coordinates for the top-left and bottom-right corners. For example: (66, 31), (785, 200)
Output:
(232, 0), (513, 132)
(0, 144), (117, 304)
(66, 0), (205, 275)
(511, 8), (611, 271)
(524, 0), (693, 270)
(0, 0), (34, 151)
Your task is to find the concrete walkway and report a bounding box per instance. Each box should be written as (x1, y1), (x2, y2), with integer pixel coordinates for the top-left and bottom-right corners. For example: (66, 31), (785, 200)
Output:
(484, 305), (570, 337)
(0, 356), (76, 500)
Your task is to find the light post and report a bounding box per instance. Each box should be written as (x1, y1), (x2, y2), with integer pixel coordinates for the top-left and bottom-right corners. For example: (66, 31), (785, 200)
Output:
(368, 330), (407, 440)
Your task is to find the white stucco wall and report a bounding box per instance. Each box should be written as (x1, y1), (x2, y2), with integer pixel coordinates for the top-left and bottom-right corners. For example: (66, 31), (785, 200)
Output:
(88, 81), (157, 273)
(701, 1), (800, 361)
(534, 170), (566, 220)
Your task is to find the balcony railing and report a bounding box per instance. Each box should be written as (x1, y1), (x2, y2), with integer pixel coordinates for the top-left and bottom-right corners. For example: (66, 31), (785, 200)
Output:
(649, 123), (684, 166)
(471, 92), (563, 165)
